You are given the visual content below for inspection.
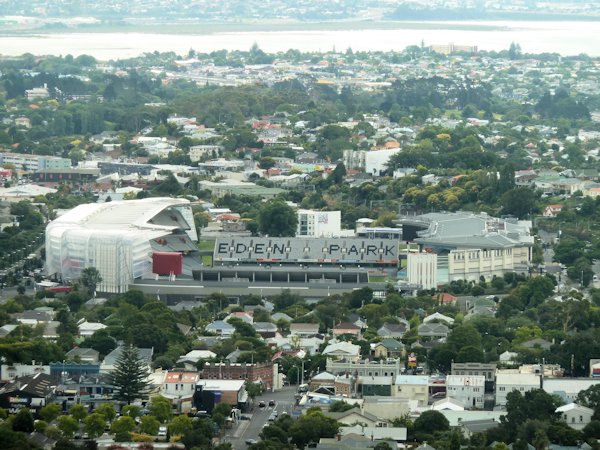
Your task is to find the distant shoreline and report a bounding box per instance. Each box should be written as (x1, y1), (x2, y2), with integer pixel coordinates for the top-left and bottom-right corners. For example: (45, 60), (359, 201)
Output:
(2, 17), (597, 36)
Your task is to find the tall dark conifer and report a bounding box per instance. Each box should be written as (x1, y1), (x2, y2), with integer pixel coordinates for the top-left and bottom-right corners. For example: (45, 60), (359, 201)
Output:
(110, 343), (150, 404)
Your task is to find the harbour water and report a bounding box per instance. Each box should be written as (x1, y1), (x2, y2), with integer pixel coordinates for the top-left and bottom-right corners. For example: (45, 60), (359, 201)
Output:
(0, 20), (598, 59)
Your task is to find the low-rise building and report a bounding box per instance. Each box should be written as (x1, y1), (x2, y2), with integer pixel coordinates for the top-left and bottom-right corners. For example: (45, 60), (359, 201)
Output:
(446, 375), (485, 409)
(394, 375), (429, 406)
(556, 403), (594, 430)
(495, 372), (540, 407)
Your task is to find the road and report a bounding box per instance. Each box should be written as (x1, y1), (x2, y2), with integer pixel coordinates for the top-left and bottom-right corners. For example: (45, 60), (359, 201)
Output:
(224, 386), (298, 449)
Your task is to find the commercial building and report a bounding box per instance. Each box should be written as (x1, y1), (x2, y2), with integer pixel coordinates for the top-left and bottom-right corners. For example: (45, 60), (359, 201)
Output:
(0, 152), (71, 172)
(296, 209), (342, 237)
(398, 212), (533, 284)
(446, 375), (485, 409)
(45, 198), (199, 293)
(407, 252), (438, 289)
(201, 362), (275, 391)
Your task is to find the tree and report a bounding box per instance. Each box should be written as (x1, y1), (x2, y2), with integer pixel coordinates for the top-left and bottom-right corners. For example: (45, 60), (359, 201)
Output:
(69, 403), (87, 422)
(12, 407), (34, 432)
(39, 403), (62, 422)
(149, 395), (173, 423)
(169, 415), (193, 437)
(57, 415), (79, 438)
(501, 188), (538, 219)
(109, 343), (150, 404)
(83, 413), (106, 439)
(111, 416), (136, 442)
(140, 415), (160, 435)
(80, 266), (102, 296)
(413, 410), (449, 435)
(257, 200), (298, 237)
(289, 408), (338, 449)
(95, 402), (116, 422)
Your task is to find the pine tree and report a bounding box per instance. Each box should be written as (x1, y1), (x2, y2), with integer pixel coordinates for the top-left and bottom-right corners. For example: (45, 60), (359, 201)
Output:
(110, 343), (150, 405)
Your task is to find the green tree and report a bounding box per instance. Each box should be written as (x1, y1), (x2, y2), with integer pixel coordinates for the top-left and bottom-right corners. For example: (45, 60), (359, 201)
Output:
(109, 343), (150, 404)
(95, 402), (116, 422)
(68, 403), (87, 422)
(39, 403), (62, 422)
(149, 395), (173, 423)
(169, 415), (193, 437)
(257, 200), (298, 237)
(12, 407), (34, 432)
(80, 266), (102, 296)
(83, 413), (106, 439)
(140, 415), (160, 435)
(413, 410), (449, 435)
(111, 416), (136, 442)
(57, 415), (79, 438)
(289, 407), (338, 448)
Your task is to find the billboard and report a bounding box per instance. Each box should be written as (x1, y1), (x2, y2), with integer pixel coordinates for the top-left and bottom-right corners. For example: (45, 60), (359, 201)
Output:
(213, 237), (398, 265)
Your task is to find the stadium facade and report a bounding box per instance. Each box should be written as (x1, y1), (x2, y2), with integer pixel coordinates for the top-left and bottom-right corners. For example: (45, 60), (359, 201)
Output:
(45, 198), (199, 293)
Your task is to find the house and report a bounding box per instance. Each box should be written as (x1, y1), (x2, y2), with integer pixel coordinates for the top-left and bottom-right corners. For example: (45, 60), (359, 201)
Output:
(252, 322), (278, 338)
(556, 403), (594, 430)
(290, 323), (320, 337)
(432, 397), (465, 411)
(271, 312), (293, 323)
(65, 347), (100, 364)
(394, 375), (429, 406)
(544, 204), (564, 217)
(361, 375), (394, 396)
(332, 322), (361, 337)
(377, 322), (409, 339)
(205, 320), (235, 337)
(77, 320), (108, 338)
(0, 373), (55, 413)
(423, 312), (455, 326)
(499, 351), (519, 367)
(371, 338), (404, 359)
(309, 371), (337, 392)
(461, 419), (500, 439)
(176, 350), (217, 369)
(433, 292), (457, 305)
(446, 375), (485, 409)
(225, 311), (253, 324)
(338, 425), (407, 443)
(417, 323), (449, 340)
(101, 344), (153, 374)
(325, 409), (384, 427)
(322, 342), (361, 362)
(495, 372), (540, 406)
(160, 370), (199, 414)
(520, 338), (552, 350)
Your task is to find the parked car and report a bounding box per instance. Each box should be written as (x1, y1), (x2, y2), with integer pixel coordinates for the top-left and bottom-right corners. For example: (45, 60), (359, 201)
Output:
(258, 400), (266, 408)
(245, 438), (258, 445)
(158, 426), (167, 436)
(268, 400), (276, 406)
(240, 415), (251, 420)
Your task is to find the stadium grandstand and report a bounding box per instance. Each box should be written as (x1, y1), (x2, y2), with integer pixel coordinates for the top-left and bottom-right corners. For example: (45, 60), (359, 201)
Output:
(45, 198), (200, 293)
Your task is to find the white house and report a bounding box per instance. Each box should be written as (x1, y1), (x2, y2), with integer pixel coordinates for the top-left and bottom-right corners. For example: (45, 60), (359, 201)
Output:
(77, 320), (108, 338)
(556, 403), (594, 430)
(160, 370), (200, 414)
(322, 342), (361, 362)
(495, 372), (540, 406)
(394, 375), (429, 406)
(446, 375), (485, 409)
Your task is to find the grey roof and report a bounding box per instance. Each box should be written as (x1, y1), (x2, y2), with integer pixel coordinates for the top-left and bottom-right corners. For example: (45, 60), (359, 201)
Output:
(461, 419), (499, 433)
(399, 211), (533, 250)
(0, 373), (55, 397)
(103, 345), (153, 365)
(272, 312), (293, 322)
(253, 322), (278, 332)
(418, 322), (449, 336)
(65, 347), (100, 360)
